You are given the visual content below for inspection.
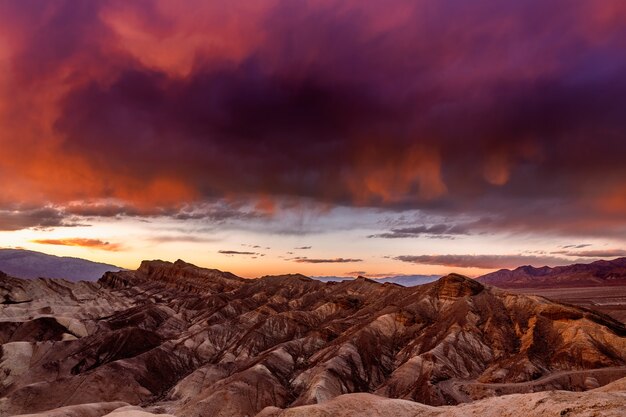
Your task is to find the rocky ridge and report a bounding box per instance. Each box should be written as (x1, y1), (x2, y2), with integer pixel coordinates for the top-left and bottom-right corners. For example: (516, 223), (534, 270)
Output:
(1, 260), (625, 416)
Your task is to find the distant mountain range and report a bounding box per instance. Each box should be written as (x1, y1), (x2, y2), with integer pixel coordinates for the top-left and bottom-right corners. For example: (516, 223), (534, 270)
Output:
(312, 274), (440, 286)
(0, 248), (123, 281)
(4, 247), (626, 289)
(477, 257), (626, 288)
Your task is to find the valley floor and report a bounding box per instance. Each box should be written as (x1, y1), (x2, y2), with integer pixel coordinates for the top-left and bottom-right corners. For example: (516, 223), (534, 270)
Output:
(511, 285), (626, 323)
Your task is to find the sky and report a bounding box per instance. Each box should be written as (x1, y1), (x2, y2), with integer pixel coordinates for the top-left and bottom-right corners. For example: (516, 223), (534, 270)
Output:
(1, 0), (626, 278)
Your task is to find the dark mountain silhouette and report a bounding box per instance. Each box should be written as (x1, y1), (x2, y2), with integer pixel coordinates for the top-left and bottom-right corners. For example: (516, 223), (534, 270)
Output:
(477, 257), (626, 288)
(0, 248), (123, 281)
(312, 274), (440, 286)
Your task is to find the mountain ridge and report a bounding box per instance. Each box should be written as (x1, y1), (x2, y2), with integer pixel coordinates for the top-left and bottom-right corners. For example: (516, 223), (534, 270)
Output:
(0, 248), (123, 281)
(1, 259), (625, 416)
(477, 257), (626, 288)
(312, 274), (440, 286)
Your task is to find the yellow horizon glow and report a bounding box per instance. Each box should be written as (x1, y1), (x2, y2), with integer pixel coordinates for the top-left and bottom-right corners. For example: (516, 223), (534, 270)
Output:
(1, 212), (621, 279)
(0, 223), (497, 278)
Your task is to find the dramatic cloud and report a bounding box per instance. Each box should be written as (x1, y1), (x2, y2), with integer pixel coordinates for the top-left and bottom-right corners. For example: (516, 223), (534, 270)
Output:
(0, 208), (78, 231)
(0, 0), (625, 237)
(31, 238), (122, 251)
(294, 257), (362, 264)
(395, 254), (573, 269)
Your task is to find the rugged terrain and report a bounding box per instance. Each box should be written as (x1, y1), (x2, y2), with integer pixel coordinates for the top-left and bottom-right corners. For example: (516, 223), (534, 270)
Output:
(0, 249), (122, 281)
(477, 257), (626, 288)
(1, 260), (626, 416)
(477, 257), (626, 323)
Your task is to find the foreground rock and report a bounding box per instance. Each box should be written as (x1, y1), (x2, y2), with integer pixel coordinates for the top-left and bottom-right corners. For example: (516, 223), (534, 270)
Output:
(1, 260), (626, 416)
(259, 377), (626, 417)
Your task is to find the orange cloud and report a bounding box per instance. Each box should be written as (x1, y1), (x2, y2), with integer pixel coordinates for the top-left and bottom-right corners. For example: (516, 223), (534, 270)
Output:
(31, 238), (123, 251)
(99, 0), (272, 77)
(347, 145), (447, 205)
(483, 153), (510, 186)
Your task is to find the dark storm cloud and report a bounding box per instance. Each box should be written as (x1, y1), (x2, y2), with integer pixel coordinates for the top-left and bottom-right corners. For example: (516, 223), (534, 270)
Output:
(1, 1), (626, 235)
(64, 201), (259, 223)
(55, 62), (388, 203)
(0, 207), (79, 231)
(65, 203), (145, 218)
(173, 205), (262, 222)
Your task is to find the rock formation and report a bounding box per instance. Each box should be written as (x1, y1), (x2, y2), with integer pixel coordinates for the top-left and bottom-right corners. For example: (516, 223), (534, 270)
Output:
(1, 260), (625, 416)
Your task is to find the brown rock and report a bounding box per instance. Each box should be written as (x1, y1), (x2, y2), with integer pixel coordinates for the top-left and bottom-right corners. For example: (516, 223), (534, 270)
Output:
(1, 261), (625, 416)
